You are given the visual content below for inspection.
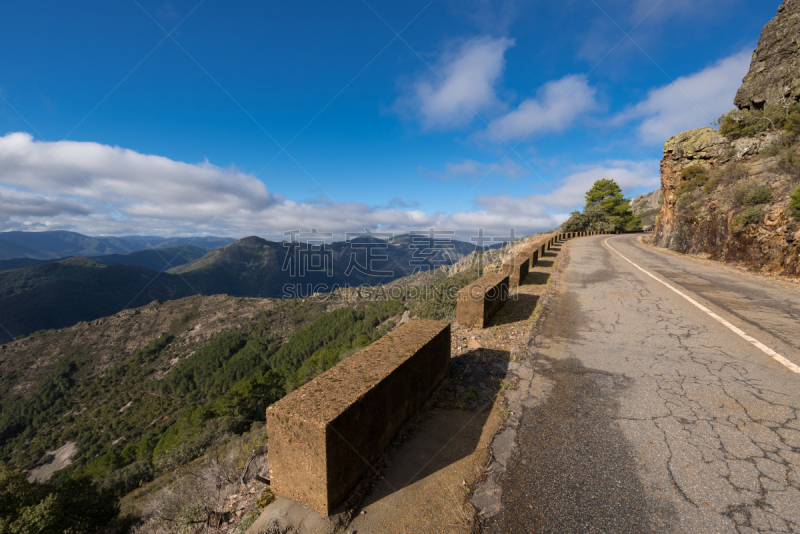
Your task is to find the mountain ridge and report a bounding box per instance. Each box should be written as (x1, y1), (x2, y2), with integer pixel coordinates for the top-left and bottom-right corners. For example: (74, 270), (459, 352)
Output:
(0, 234), (485, 341)
(0, 230), (235, 260)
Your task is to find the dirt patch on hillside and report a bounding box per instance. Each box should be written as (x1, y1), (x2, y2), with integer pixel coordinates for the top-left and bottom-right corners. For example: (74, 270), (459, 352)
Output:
(28, 441), (77, 483)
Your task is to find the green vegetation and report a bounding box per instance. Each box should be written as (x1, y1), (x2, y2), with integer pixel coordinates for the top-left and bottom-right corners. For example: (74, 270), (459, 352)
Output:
(743, 187), (773, 206)
(741, 205), (764, 225)
(413, 265), (481, 321)
(0, 262), (197, 343)
(0, 298), (405, 521)
(790, 184), (800, 217)
(717, 102), (800, 140)
(562, 179), (640, 232)
(761, 140), (783, 157)
(702, 178), (719, 195)
(92, 245), (208, 272)
(733, 181), (773, 207)
(0, 235), (480, 343)
(273, 301), (404, 390)
(0, 463), (120, 533)
(681, 165), (709, 183)
(679, 165), (710, 194)
(0, 258), (105, 299)
(776, 147), (800, 178)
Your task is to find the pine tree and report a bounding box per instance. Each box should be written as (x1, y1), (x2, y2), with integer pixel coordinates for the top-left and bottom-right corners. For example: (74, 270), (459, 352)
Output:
(584, 179), (640, 230)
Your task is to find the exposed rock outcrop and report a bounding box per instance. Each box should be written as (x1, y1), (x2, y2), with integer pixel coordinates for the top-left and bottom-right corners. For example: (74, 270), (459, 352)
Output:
(734, 0), (800, 110)
(652, 126), (799, 276)
(652, 2), (800, 277)
(655, 128), (733, 248)
(630, 190), (663, 217)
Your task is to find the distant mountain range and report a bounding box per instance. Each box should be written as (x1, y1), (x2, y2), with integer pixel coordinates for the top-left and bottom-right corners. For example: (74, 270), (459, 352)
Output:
(0, 234), (488, 342)
(0, 230), (235, 260)
(0, 245), (209, 273)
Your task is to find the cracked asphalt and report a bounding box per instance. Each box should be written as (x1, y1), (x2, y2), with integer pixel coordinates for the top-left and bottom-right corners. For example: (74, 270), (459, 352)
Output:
(484, 235), (800, 533)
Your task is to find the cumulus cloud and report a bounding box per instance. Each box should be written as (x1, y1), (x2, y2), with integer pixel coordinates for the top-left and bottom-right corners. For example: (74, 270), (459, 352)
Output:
(393, 36), (515, 129)
(0, 132), (562, 239)
(540, 160), (660, 210)
(480, 75), (598, 142)
(417, 157), (529, 181)
(478, 160), (659, 215)
(616, 49), (752, 144)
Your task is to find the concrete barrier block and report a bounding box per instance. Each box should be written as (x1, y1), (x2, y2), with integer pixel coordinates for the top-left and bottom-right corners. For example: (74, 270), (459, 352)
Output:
(517, 245), (538, 267)
(501, 255), (530, 286)
(456, 273), (509, 329)
(266, 319), (451, 516)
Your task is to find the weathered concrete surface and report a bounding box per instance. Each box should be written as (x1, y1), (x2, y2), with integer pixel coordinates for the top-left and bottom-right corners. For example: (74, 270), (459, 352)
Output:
(267, 320), (451, 515)
(535, 240), (547, 257)
(485, 235), (800, 533)
(501, 256), (529, 286)
(456, 274), (509, 329)
(516, 245), (538, 268)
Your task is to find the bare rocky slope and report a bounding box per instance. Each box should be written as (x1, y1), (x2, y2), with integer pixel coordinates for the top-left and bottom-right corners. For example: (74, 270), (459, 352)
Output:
(630, 190), (663, 229)
(652, 0), (800, 277)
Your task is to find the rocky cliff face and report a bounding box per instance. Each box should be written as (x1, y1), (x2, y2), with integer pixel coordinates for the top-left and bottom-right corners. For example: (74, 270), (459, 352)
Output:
(734, 0), (800, 110)
(652, 1), (800, 277)
(652, 126), (799, 276)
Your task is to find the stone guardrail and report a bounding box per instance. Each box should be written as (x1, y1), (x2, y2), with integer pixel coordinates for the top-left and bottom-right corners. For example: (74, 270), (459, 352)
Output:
(501, 255), (530, 286)
(517, 244), (539, 267)
(456, 273), (509, 329)
(266, 319), (451, 515)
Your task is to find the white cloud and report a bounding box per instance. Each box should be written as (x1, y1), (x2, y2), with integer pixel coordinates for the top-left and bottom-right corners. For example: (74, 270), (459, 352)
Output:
(617, 49), (752, 144)
(417, 158), (529, 181)
(0, 132), (563, 239)
(393, 36), (515, 129)
(480, 75), (598, 142)
(476, 160), (659, 215)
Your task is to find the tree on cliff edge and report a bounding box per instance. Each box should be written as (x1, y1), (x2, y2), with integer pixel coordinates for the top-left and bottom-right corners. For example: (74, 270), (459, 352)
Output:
(563, 179), (640, 232)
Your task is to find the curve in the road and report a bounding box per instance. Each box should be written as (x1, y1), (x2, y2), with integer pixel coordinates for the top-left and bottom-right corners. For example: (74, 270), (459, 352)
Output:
(604, 238), (800, 375)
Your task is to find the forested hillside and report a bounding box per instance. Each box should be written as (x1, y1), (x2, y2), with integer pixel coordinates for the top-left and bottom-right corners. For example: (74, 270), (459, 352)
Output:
(0, 234), (485, 342)
(0, 294), (405, 522)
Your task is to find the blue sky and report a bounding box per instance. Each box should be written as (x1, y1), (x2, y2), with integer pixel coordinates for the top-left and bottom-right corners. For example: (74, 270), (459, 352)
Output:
(0, 0), (781, 239)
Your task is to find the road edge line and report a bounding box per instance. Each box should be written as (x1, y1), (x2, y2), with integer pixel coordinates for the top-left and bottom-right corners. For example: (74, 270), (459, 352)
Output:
(604, 238), (800, 374)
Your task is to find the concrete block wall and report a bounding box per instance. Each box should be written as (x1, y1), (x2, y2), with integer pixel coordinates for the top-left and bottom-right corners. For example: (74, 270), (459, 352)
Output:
(456, 273), (509, 329)
(266, 320), (451, 515)
(501, 255), (530, 286)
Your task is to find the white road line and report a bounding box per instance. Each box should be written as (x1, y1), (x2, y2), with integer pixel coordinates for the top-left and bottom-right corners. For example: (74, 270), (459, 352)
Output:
(605, 238), (800, 374)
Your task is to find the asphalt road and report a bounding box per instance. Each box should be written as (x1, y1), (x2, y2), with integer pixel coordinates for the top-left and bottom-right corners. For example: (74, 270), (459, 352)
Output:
(485, 234), (800, 533)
